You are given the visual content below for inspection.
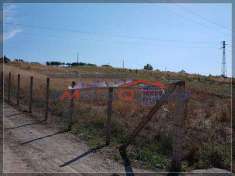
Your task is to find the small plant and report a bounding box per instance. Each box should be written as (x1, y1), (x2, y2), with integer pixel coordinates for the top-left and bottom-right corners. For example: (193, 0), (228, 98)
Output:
(195, 143), (230, 170)
(144, 64), (153, 71)
(71, 118), (105, 147)
(130, 146), (170, 169)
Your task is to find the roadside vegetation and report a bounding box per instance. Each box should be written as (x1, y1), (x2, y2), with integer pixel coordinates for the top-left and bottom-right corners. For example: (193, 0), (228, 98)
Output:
(3, 61), (232, 172)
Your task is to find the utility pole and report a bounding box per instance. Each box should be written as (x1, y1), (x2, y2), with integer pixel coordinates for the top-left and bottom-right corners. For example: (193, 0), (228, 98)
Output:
(221, 41), (227, 77)
(77, 52), (79, 64)
(122, 59), (125, 69)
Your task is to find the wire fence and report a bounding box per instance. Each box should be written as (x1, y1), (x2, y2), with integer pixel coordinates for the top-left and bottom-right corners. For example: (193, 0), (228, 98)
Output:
(3, 71), (231, 172)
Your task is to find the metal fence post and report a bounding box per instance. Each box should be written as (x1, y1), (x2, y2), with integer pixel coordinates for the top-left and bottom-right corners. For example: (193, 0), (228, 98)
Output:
(106, 87), (113, 145)
(45, 77), (50, 121)
(8, 72), (11, 103)
(29, 76), (33, 113)
(17, 74), (20, 106)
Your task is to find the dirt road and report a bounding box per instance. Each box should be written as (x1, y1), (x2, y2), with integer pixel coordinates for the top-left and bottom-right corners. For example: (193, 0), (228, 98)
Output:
(3, 103), (153, 174)
(3, 104), (231, 175)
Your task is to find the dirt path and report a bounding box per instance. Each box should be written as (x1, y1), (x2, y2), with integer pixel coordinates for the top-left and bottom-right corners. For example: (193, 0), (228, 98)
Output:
(3, 103), (153, 174)
(4, 104), (231, 175)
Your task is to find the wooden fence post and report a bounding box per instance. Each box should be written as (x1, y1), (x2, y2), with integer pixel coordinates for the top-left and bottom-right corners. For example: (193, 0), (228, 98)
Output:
(222, 123), (227, 162)
(0, 71), (3, 92)
(106, 87), (113, 145)
(68, 89), (74, 131)
(169, 82), (187, 174)
(45, 77), (50, 121)
(8, 72), (11, 103)
(68, 81), (76, 131)
(0, 71), (2, 98)
(119, 81), (181, 151)
(29, 76), (33, 113)
(17, 74), (20, 106)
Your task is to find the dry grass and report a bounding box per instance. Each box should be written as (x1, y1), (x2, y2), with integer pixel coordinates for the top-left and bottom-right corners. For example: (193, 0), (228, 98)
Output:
(3, 62), (232, 171)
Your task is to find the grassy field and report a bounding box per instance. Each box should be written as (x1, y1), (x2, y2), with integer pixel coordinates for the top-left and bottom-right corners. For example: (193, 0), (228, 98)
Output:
(3, 62), (232, 171)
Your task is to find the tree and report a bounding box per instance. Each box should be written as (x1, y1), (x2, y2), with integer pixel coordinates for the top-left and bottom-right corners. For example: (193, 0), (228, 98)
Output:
(66, 62), (72, 66)
(1, 56), (11, 63)
(71, 62), (86, 66)
(144, 64), (153, 70)
(46, 61), (62, 66)
(102, 64), (112, 68)
(87, 63), (96, 67)
(31, 62), (40, 65)
(178, 70), (186, 74)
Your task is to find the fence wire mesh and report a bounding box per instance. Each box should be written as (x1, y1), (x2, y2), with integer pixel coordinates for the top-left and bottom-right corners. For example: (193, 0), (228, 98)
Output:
(3, 71), (232, 171)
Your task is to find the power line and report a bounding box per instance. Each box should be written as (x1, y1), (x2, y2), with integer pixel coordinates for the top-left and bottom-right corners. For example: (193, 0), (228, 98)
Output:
(4, 21), (223, 45)
(3, 30), (222, 49)
(4, 22), (232, 50)
(177, 6), (231, 32)
(166, 6), (231, 37)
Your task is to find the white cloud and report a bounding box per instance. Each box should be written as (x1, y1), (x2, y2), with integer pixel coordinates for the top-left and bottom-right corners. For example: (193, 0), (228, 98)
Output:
(3, 3), (22, 41)
(3, 28), (22, 41)
(3, 4), (17, 22)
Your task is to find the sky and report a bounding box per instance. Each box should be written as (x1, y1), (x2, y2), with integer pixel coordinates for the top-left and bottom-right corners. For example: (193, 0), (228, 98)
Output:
(3, 3), (232, 76)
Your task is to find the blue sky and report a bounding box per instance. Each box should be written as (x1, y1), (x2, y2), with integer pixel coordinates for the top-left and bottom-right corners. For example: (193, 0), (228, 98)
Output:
(3, 3), (232, 76)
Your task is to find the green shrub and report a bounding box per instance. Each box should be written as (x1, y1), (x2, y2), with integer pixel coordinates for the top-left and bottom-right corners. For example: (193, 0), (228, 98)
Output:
(195, 144), (230, 170)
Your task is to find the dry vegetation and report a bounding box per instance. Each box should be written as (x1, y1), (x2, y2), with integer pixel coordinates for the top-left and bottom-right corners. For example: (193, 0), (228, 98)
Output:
(3, 62), (232, 172)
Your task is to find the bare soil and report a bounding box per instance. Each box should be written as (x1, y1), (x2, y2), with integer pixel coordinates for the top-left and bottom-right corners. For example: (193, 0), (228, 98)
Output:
(3, 104), (232, 176)
(3, 103), (154, 174)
